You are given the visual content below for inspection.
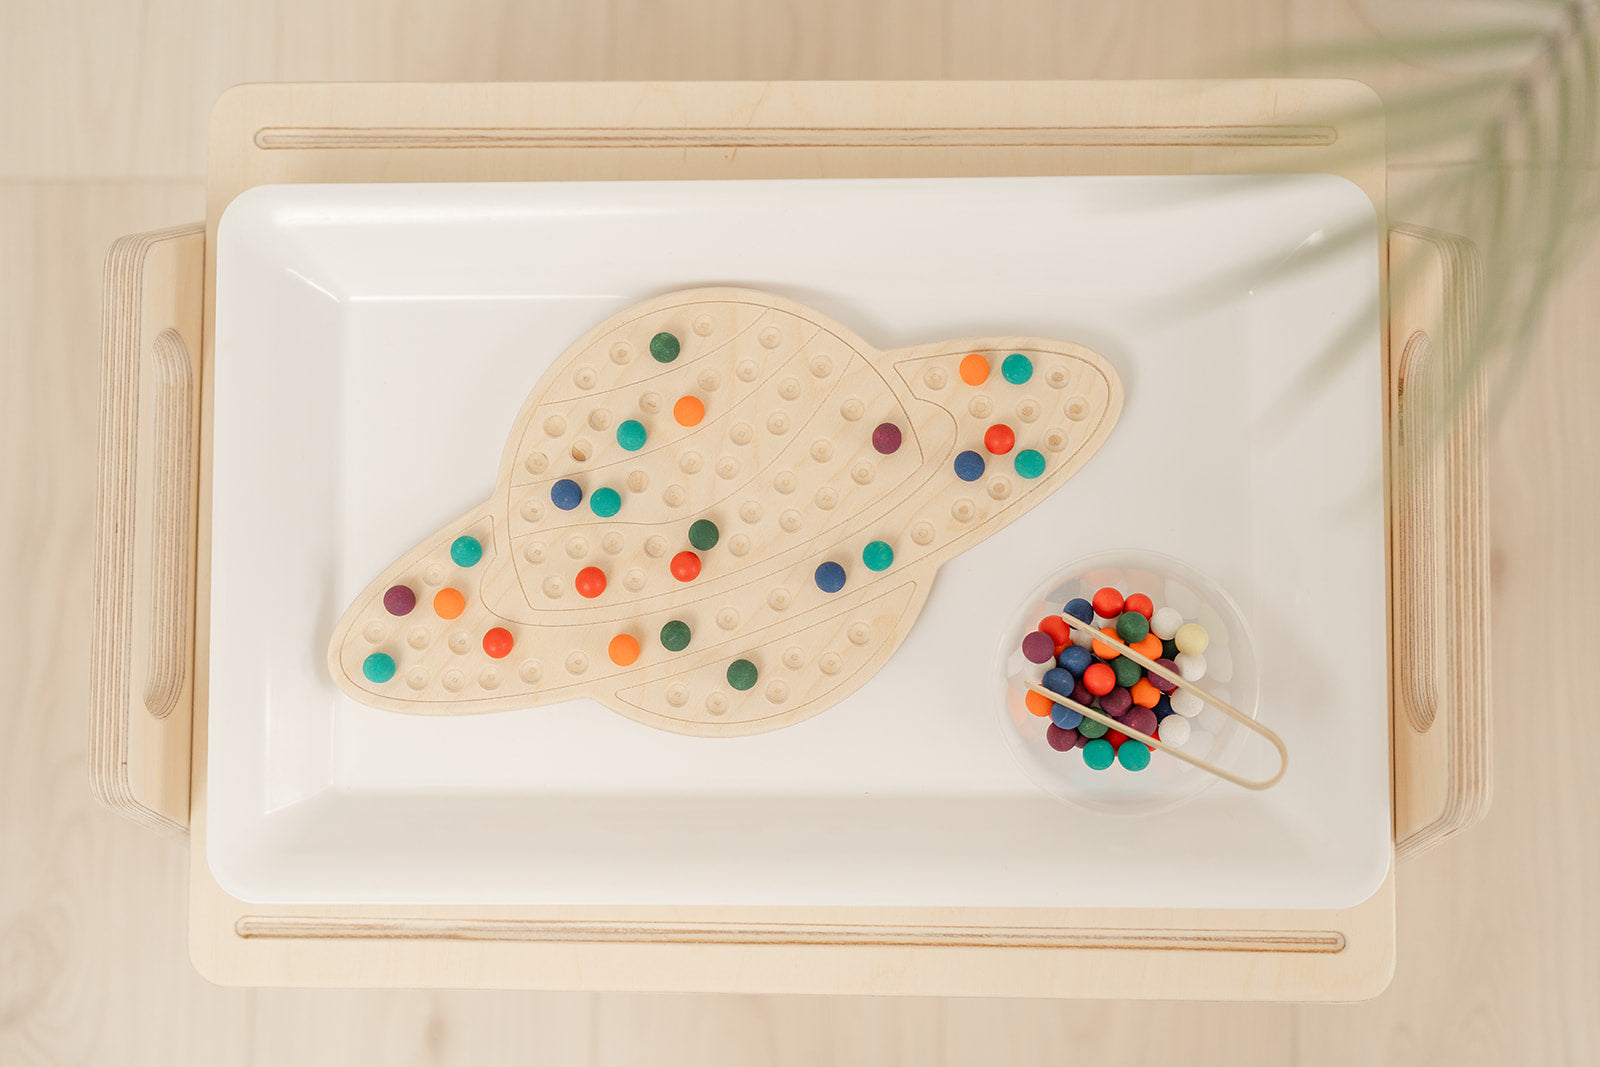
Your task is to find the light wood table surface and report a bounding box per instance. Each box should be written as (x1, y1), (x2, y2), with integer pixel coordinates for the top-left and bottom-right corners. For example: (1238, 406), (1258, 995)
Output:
(3, 0), (1597, 1063)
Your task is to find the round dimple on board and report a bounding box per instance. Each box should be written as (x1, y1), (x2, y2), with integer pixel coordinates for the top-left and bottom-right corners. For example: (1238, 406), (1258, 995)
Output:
(610, 342), (632, 365)
(988, 477), (1012, 500)
(1045, 365), (1069, 388)
(693, 314), (715, 336)
(728, 534), (751, 556)
(778, 377), (801, 400)
(448, 631), (471, 654)
(1066, 395), (1090, 421)
(849, 622), (872, 646)
(730, 422), (754, 445)
(363, 621), (385, 643)
(820, 652), (843, 675)
(766, 412), (789, 435)
(716, 456), (740, 480)
(666, 683), (689, 707)
(698, 368), (721, 392)
(840, 397), (864, 421)
(479, 666), (501, 690)
(542, 575), (564, 599)
(782, 646), (806, 670)
(627, 469), (649, 492)
(706, 692), (729, 715)
(565, 536), (589, 559)
(587, 406), (610, 430)
(716, 606), (741, 630)
(911, 521), (935, 546)
(1017, 397), (1042, 423)
(851, 463), (874, 486)
(423, 564), (446, 586)
(1044, 428), (1069, 452)
(574, 367), (598, 391)
(924, 366), (948, 389)
(639, 391), (664, 415)
(952, 498), (976, 522)
(520, 498), (544, 522)
(565, 651), (588, 675)
(570, 438), (595, 463)
(544, 415), (567, 438)
(523, 541), (547, 564)
(645, 536), (668, 558)
(443, 669), (466, 692)
(524, 451), (548, 475)
(774, 469), (797, 493)
(739, 500), (763, 524)
(759, 326), (781, 348)
(810, 438), (833, 462)
(663, 484), (686, 508)
(815, 486), (839, 510)
(779, 508), (802, 532)
(768, 587), (792, 611)
(405, 668), (429, 691)
(624, 568), (646, 591)
(601, 531), (624, 554)
(679, 452), (703, 474)
(518, 659), (542, 684)
(968, 395), (993, 418)
(810, 355), (833, 378)
(736, 360), (759, 382)
(407, 625), (430, 650)
(766, 681), (789, 704)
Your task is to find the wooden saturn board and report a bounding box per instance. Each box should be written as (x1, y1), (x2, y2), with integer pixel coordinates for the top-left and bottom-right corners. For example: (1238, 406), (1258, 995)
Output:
(329, 288), (1122, 736)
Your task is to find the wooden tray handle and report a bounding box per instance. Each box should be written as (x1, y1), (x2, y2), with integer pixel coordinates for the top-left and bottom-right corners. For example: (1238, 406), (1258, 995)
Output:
(89, 223), (205, 835)
(1388, 224), (1491, 859)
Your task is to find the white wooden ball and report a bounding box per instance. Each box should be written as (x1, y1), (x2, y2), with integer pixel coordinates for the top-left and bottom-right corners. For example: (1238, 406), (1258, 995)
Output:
(1170, 687), (1203, 717)
(1174, 651), (1207, 681)
(1157, 713), (1192, 747)
(1150, 606), (1184, 641)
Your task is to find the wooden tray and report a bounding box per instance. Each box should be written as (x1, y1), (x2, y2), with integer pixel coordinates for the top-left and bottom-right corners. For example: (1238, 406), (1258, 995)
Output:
(90, 80), (1489, 998)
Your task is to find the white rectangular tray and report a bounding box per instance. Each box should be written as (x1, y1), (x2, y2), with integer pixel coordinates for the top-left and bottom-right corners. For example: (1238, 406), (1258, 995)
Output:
(208, 174), (1389, 910)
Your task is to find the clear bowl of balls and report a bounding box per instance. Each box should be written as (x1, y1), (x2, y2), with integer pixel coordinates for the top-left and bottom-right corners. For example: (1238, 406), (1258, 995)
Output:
(993, 549), (1262, 816)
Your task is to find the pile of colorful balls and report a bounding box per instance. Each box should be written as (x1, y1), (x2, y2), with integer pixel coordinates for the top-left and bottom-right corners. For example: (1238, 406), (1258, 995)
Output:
(1018, 586), (1212, 772)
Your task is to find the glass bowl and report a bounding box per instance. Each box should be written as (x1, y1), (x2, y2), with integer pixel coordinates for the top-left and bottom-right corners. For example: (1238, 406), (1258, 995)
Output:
(993, 549), (1261, 816)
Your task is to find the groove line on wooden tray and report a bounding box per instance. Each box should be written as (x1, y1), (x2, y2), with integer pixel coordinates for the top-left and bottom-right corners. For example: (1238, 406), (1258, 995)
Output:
(234, 917), (1347, 953)
(253, 125), (1340, 151)
(1395, 328), (1439, 735)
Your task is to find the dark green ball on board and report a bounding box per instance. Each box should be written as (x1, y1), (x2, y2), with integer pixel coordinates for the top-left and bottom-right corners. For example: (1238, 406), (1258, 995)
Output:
(660, 620), (692, 652)
(650, 331), (681, 363)
(726, 659), (758, 691)
(688, 519), (720, 551)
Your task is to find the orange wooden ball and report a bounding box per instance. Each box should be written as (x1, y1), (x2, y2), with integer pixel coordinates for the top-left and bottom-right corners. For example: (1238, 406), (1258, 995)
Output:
(673, 395), (705, 427)
(670, 550), (702, 582)
(1092, 626), (1123, 659)
(1131, 633), (1163, 659)
(482, 627), (514, 659)
(433, 587), (465, 620)
(1130, 678), (1160, 708)
(959, 353), (990, 385)
(1024, 689), (1054, 717)
(574, 566), (607, 598)
(608, 633), (641, 666)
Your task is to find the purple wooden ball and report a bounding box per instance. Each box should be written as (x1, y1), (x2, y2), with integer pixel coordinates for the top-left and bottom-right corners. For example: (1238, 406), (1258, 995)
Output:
(383, 584), (416, 616)
(1150, 658), (1180, 692)
(1021, 630), (1055, 664)
(871, 422), (903, 454)
(1070, 680), (1093, 706)
(1123, 706), (1159, 741)
(1100, 685), (1133, 717)
(1046, 724), (1079, 751)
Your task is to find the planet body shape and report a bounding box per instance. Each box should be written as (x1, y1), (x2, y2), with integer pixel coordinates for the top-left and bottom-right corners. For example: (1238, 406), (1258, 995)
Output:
(328, 288), (1122, 737)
